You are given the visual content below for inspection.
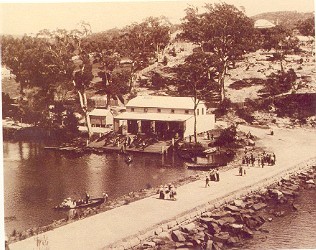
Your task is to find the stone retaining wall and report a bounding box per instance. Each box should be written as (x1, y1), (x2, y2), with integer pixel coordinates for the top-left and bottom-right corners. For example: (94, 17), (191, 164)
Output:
(109, 157), (316, 249)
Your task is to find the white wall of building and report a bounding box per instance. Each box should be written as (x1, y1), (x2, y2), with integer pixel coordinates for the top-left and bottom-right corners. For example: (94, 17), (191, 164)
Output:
(183, 114), (215, 139)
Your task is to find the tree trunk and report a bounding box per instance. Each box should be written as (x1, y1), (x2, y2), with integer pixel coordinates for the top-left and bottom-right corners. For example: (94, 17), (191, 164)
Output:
(77, 89), (92, 139)
(218, 60), (228, 102)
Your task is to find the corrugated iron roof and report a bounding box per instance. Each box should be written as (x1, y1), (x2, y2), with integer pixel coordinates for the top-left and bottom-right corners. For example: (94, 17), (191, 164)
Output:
(88, 108), (112, 117)
(126, 96), (204, 109)
(114, 112), (193, 122)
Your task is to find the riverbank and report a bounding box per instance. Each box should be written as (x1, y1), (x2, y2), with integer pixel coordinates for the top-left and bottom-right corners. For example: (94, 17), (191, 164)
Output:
(8, 125), (316, 250)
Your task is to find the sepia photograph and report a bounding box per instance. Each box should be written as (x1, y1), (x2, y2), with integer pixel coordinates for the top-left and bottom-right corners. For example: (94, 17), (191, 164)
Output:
(0, 0), (315, 249)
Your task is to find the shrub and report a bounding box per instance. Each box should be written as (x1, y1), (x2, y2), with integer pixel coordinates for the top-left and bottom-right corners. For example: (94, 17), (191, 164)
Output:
(214, 125), (237, 146)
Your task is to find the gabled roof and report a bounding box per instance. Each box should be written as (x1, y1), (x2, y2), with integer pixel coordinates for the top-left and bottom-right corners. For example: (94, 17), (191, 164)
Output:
(114, 112), (193, 122)
(126, 96), (204, 110)
(254, 19), (276, 29)
(89, 108), (113, 117)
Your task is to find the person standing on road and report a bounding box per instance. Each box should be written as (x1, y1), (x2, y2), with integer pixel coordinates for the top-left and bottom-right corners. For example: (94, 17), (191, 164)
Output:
(215, 169), (220, 182)
(205, 176), (210, 187)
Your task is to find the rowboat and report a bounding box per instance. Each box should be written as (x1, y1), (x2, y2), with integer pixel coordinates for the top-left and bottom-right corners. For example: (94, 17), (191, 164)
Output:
(185, 162), (224, 171)
(54, 197), (105, 210)
(203, 147), (217, 154)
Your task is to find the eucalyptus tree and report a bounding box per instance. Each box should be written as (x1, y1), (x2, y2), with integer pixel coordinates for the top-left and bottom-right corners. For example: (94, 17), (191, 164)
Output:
(180, 3), (255, 102)
(176, 51), (217, 143)
(118, 16), (171, 90)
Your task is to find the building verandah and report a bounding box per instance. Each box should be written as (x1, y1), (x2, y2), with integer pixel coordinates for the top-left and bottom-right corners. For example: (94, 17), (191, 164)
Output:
(114, 113), (192, 140)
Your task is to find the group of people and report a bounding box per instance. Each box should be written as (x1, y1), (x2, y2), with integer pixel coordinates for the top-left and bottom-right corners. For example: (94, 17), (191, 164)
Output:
(242, 150), (276, 168)
(205, 169), (220, 187)
(158, 184), (177, 200)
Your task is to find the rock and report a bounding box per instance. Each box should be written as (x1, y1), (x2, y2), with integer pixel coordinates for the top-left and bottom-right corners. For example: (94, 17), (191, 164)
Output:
(212, 241), (223, 250)
(210, 211), (232, 219)
(269, 189), (283, 199)
(225, 205), (240, 212)
(205, 240), (214, 250)
(306, 179), (315, 184)
(217, 216), (236, 226)
(233, 199), (245, 207)
(157, 231), (171, 241)
(281, 190), (294, 197)
(213, 232), (230, 243)
(244, 215), (265, 229)
(142, 241), (156, 248)
(152, 238), (166, 246)
(252, 203), (267, 211)
(171, 230), (187, 242)
(292, 203), (299, 211)
(240, 226), (254, 238)
(208, 222), (221, 235)
(268, 217), (273, 222)
(175, 242), (194, 248)
(229, 223), (244, 230)
(227, 236), (241, 246)
(181, 223), (196, 234)
(200, 217), (214, 226)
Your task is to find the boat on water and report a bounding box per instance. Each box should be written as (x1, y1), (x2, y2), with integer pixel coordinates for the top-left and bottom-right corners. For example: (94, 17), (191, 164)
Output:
(203, 147), (217, 154)
(185, 162), (225, 170)
(54, 197), (105, 210)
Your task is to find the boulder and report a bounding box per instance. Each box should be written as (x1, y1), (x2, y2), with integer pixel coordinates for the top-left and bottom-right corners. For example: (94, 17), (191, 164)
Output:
(225, 205), (240, 212)
(213, 232), (230, 243)
(252, 203), (267, 211)
(205, 240), (214, 250)
(181, 223), (197, 234)
(306, 179), (315, 184)
(200, 217), (214, 226)
(217, 216), (236, 226)
(227, 236), (241, 246)
(233, 199), (245, 207)
(210, 211), (232, 219)
(240, 226), (254, 238)
(208, 222), (221, 235)
(142, 241), (156, 248)
(269, 189), (283, 199)
(175, 242), (194, 248)
(212, 242), (223, 250)
(281, 189), (294, 197)
(171, 230), (187, 242)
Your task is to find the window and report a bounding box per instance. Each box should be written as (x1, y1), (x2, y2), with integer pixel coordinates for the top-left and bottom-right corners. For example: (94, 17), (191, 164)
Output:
(157, 108), (161, 113)
(197, 109), (199, 116)
(185, 110), (189, 114)
(202, 108), (204, 115)
(131, 108), (134, 112)
(144, 108), (148, 113)
(171, 109), (175, 113)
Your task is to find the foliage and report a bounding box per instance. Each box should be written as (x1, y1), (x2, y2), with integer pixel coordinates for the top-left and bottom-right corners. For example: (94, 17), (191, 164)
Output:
(180, 3), (256, 101)
(214, 98), (233, 117)
(235, 108), (255, 124)
(260, 68), (297, 96)
(2, 92), (13, 118)
(151, 72), (164, 89)
(214, 125), (237, 146)
(296, 17), (315, 37)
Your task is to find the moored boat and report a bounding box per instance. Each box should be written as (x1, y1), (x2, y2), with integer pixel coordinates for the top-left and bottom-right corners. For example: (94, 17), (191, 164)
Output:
(185, 162), (224, 170)
(54, 197), (105, 210)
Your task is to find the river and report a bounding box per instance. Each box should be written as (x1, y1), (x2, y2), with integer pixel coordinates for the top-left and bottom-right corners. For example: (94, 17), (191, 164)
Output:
(242, 186), (316, 249)
(3, 141), (229, 235)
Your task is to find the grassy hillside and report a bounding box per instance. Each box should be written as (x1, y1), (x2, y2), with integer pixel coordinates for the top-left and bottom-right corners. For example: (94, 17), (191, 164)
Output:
(251, 11), (314, 29)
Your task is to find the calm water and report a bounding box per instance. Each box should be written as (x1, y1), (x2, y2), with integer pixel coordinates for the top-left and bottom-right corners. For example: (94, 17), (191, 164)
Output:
(243, 185), (316, 249)
(3, 141), (229, 235)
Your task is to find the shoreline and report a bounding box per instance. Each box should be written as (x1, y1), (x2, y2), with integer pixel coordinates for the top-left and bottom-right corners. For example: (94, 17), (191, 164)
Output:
(131, 162), (316, 250)
(7, 125), (316, 249)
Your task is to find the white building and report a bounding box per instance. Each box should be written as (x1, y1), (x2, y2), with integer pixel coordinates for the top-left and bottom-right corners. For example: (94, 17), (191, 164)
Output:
(113, 96), (215, 139)
(89, 108), (114, 128)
